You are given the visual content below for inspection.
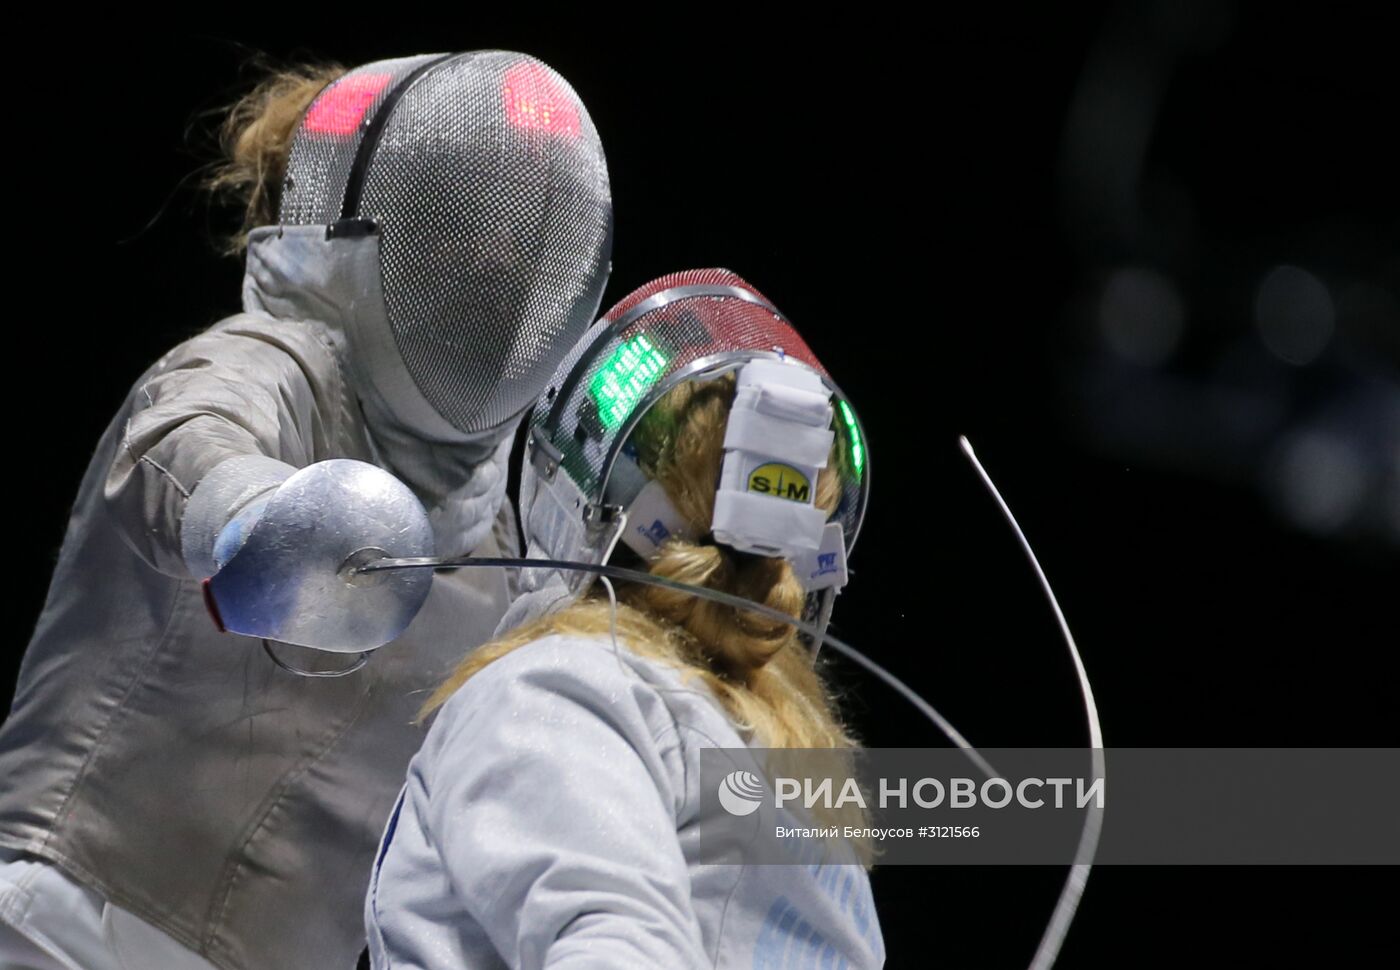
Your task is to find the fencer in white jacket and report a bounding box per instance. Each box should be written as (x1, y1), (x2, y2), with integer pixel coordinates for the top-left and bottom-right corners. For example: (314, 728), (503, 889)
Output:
(365, 635), (885, 970)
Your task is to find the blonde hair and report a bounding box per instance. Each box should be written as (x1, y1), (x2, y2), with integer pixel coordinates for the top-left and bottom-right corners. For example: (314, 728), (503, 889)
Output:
(423, 374), (856, 752)
(205, 62), (345, 253)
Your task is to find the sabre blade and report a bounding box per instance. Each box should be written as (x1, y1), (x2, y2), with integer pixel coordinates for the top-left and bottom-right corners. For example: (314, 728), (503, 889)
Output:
(959, 436), (1105, 970)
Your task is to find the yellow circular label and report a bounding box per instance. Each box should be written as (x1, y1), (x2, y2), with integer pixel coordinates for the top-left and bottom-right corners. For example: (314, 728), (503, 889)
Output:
(747, 463), (811, 503)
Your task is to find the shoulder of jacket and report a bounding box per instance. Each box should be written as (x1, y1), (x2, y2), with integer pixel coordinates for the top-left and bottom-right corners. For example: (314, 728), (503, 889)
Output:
(494, 634), (711, 696)
(144, 313), (349, 402)
(499, 635), (732, 744)
(461, 633), (665, 697)
(204, 312), (347, 361)
(439, 635), (720, 739)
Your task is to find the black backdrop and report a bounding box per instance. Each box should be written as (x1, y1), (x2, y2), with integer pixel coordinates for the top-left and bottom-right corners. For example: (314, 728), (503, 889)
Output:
(8, 7), (1396, 968)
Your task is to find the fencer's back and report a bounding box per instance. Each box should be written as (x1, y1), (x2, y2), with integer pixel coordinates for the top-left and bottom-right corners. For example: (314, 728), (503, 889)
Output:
(364, 634), (886, 969)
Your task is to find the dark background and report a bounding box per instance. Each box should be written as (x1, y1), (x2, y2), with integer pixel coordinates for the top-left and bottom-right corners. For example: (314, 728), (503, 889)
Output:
(9, 6), (1397, 968)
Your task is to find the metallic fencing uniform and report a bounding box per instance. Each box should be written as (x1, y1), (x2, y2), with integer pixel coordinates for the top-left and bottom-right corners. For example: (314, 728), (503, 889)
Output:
(0, 49), (611, 970)
(0, 241), (507, 970)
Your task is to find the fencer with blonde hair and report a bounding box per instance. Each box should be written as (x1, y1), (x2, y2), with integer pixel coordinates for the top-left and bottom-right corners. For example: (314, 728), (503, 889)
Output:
(364, 270), (885, 968)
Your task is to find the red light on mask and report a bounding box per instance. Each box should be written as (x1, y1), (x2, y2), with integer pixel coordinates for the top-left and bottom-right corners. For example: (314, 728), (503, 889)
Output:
(502, 62), (580, 136)
(304, 73), (393, 136)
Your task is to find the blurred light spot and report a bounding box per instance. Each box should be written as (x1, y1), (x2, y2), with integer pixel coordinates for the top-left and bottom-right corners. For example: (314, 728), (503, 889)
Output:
(1099, 267), (1185, 366)
(1255, 266), (1334, 365)
(1272, 431), (1368, 534)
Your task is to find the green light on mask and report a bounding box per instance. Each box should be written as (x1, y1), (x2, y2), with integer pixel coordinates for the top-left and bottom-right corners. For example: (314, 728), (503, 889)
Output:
(589, 334), (669, 430)
(839, 400), (865, 478)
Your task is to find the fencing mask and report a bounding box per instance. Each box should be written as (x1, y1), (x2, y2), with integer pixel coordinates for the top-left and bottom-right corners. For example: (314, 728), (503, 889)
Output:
(279, 50), (613, 445)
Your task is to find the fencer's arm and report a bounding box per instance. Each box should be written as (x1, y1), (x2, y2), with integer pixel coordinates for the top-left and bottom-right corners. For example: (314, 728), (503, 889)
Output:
(105, 318), (341, 578)
(418, 637), (709, 969)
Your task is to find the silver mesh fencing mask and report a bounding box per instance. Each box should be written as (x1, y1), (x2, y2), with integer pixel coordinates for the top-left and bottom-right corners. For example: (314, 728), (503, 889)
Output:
(279, 51), (613, 436)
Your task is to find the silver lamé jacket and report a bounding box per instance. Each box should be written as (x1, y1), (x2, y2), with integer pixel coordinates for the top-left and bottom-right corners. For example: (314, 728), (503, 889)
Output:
(0, 226), (512, 970)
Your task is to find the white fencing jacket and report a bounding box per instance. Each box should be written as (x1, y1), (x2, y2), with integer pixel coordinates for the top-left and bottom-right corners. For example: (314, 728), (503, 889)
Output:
(365, 633), (885, 969)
